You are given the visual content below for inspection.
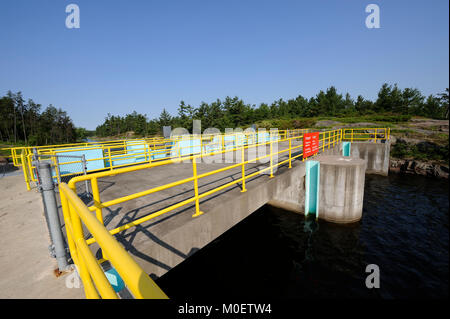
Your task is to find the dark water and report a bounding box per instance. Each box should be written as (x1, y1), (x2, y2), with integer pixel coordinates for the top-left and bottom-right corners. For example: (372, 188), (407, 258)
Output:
(156, 174), (449, 299)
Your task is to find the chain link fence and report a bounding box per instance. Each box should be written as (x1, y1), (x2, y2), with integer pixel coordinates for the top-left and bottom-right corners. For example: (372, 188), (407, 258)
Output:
(32, 152), (90, 198)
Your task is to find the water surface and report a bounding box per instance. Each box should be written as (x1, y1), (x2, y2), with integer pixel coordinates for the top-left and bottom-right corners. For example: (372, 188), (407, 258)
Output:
(156, 174), (449, 298)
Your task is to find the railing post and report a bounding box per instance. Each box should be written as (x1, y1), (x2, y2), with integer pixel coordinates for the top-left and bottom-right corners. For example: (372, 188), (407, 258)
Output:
(91, 177), (103, 224)
(322, 133), (325, 152)
(351, 129), (354, 143)
(269, 138), (274, 178)
(192, 156), (204, 217)
(374, 128), (377, 143)
(59, 189), (77, 267)
(288, 138), (292, 168)
(20, 150), (31, 191)
(37, 162), (69, 271)
(241, 146), (246, 192)
(108, 146), (113, 170)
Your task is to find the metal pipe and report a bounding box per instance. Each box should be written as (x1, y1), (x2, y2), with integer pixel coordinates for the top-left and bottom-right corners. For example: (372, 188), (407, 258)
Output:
(37, 162), (69, 271)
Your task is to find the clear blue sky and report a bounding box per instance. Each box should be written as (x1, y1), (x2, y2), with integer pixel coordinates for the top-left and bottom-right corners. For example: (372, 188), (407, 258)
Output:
(1, 0), (448, 130)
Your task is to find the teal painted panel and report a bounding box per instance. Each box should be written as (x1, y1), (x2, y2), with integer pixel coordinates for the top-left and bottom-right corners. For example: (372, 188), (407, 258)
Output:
(126, 140), (147, 155)
(342, 142), (351, 157)
(305, 160), (320, 218)
(170, 138), (202, 157)
(104, 268), (125, 293)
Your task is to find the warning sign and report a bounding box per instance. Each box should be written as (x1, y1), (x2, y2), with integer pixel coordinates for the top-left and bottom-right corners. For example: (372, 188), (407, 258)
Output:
(303, 132), (319, 158)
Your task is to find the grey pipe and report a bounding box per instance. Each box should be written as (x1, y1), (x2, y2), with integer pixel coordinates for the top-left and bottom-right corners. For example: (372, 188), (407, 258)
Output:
(37, 162), (69, 271)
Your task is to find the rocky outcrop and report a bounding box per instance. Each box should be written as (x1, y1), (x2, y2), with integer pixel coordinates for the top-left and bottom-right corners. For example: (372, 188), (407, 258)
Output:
(390, 158), (449, 179)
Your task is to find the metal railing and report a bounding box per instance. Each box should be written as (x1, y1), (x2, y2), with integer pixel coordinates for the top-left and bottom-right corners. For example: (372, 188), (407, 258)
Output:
(342, 127), (390, 143)
(16, 129), (309, 190)
(53, 127), (388, 298)
(59, 183), (168, 299)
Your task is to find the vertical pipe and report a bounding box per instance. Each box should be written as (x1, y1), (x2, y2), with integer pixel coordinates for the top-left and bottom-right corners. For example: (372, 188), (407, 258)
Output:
(37, 162), (68, 271)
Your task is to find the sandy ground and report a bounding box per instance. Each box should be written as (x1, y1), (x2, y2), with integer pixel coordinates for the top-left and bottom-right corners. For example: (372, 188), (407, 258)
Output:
(0, 171), (83, 299)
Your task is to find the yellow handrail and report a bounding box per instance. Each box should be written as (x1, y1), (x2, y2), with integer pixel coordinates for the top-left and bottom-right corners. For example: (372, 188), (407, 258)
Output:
(54, 127), (387, 298)
(59, 183), (168, 299)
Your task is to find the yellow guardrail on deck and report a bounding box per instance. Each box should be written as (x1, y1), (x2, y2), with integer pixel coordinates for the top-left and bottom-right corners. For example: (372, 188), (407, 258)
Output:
(2, 127), (389, 192)
(59, 183), (168, 299)
(12, 130), (309, 189)
(5, 127), (388, 299)
(342, 127), (390, 142)
(60, 130), (342, 298)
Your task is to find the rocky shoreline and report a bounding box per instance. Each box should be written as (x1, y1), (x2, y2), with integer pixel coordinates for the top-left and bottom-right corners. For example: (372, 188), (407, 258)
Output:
(389, 158), (449, 179)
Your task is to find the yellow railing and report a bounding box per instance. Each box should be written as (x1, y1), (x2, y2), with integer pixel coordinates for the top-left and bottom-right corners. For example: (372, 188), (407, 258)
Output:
(18, 129), (309, 189)
(0, 136), (169, 167)
(66, 130), (339, 250)
(5, 127), (389, 192)
(342, 127), (390, 143)
(59, 183), (168, 299)
(56, 127), (388, 299)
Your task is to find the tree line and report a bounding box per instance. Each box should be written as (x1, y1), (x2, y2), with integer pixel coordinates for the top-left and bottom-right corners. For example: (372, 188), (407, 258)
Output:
(95, 83), (449, 137)
(0, 91), (80, 146)
(1, 84), (448, 146)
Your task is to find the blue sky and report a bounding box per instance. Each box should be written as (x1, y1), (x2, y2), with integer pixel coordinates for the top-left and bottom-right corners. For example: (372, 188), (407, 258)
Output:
(0, 0), (448, 130)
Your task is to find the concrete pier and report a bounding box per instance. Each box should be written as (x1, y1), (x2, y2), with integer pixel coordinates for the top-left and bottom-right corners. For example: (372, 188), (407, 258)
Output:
(317, 155), (366, 223)
(326, 142), (391, 176)
(350, 142), (390, 176)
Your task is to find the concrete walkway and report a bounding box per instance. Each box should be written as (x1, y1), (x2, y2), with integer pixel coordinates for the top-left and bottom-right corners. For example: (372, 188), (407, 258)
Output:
(0, 171), (83, 298)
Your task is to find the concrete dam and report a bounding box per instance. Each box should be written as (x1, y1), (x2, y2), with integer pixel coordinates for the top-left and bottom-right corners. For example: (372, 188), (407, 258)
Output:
(3, 128), (391, 298)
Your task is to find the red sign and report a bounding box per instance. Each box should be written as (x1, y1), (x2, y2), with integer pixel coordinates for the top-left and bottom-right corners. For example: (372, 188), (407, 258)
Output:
(303, 132), (319, 158)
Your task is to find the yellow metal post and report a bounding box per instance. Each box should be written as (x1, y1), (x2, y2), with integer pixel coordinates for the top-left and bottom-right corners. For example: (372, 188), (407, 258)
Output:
(108, 147), (113, 170)
(288, 138), (292, 169)
(91, 177), (103, 225)
(192, 157), (204, 217)
(241, 146), (246, 192)
(20, 151), (31, 191)
(322, 133), (325, 152)
(269, 139), (274, 178)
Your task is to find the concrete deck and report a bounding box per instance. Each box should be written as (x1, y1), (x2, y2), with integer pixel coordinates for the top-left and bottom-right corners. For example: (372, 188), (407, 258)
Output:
(0, 172), (83, 298)
(0, 140), (388, 298)
(69, 140), (306, 279)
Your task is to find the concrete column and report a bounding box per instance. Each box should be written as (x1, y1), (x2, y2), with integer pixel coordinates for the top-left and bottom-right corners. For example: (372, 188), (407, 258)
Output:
(317, 155), (366, 223)
(350, 142), (390, 176)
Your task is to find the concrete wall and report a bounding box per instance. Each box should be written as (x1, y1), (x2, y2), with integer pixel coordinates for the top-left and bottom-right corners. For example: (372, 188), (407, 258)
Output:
(350, 142), (390, 176)
(108, 141), (388, 278)
(323, 142), (391, 176)
(317, 156), (366, 223)
(135, 161), (307, 278)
